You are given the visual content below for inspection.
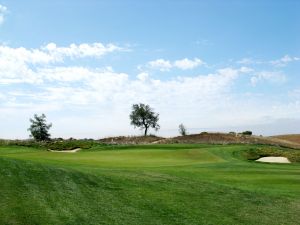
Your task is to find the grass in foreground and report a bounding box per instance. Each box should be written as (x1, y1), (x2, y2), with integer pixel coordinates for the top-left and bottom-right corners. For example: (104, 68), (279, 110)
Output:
(0, 144), (299, 225)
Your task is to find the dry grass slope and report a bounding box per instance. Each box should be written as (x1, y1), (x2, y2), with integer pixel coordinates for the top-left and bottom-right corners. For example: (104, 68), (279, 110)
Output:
(158, 133), (300, 149)
(99, 135), (164, 145)
(270, 134), (300, 144)
(98, 133), (300, 149)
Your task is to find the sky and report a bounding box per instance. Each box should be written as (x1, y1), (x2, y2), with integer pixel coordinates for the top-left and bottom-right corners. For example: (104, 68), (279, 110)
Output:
(0, 0), (300, 139)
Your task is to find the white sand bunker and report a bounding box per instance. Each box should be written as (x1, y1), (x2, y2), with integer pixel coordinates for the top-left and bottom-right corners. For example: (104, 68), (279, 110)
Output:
(49, 148), (81, 153)
(256, 156), (291, 163)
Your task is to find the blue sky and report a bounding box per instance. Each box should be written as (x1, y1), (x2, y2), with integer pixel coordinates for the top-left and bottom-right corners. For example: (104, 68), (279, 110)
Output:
(0, 0), (299, 138)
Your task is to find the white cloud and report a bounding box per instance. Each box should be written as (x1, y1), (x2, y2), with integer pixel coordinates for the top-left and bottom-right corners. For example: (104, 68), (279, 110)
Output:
(137, 72), (149, 81)
(42, 42), (122, 60)
(0, 43), (299, 138)
(288, 88), (300, 99)
(0, 48), (241, 113)
(0, 42), (124, 84)
(237, 55), (300, 67)
(0, 60), (299, 138)
(148, 59), (172, 71)
(239, 66), (253, 73)
(23, 67), (237, 107)
(174, 58), (204, 70)
(0, 4), (7, 25)
(0, 42), (123, 65)
(236, 58), (263, 65)
(0, 55), (246, 138)
(147, 57), (205, 71)
(250, 71), (286, 86)
(270, 55), (300, 67)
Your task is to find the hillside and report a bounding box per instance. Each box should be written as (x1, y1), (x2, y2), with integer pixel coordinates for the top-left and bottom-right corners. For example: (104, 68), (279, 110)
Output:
(97, 133), (300, 149)
(163, 133), (300, 149)
(99, 135), (164, 144)
(270, 134), (300, 145)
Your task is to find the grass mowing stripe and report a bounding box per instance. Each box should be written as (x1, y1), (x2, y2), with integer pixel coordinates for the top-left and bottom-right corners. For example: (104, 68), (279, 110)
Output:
(0, 144), (299, 224)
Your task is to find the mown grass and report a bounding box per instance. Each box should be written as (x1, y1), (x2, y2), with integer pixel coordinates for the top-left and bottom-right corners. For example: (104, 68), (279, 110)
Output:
(0, 144), (299, 225)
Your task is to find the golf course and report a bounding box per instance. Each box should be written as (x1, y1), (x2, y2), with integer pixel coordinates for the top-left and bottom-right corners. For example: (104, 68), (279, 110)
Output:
(0, 143), (299, 225)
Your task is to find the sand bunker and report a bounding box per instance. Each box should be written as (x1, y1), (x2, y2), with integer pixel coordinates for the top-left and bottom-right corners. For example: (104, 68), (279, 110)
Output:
(256, 156), (291, 163)
(49, 148), (81, 153)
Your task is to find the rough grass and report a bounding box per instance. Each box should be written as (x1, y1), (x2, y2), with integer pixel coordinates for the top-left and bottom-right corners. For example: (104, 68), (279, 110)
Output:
(99, 135), (164, 145)
(0, 144), (299, 225)
(0, 139), (102, 151)
(158, 133), (300, 149)
(271, 134), (300, 144)
(46, 140), (96, 150)
(241, 146), (300, 162)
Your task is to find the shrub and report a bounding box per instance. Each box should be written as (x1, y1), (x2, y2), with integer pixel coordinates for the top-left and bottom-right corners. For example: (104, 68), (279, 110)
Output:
(47, 140), (94, 150)
(241, 131), (252, 136)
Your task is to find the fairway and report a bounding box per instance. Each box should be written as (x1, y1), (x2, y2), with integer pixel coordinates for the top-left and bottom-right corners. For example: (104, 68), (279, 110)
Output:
(0, 144), (300, 225)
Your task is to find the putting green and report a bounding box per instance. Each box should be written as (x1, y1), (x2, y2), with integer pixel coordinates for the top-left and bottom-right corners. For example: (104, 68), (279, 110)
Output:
(0, 147), (224, 168)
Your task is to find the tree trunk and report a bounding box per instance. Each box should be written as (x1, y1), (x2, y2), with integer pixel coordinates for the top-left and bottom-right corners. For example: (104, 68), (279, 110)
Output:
(144, 126), (148, 136)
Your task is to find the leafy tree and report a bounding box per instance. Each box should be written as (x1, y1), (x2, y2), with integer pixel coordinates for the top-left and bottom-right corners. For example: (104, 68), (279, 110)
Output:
(28, 114), (52, 141)
(129, 103), (160, 136)
(178, 123), (187, 136)
(241, 131), (252, 136)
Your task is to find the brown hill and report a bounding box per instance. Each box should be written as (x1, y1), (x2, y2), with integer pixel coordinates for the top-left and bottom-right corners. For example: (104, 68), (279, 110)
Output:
(270, 134), (300, 145)
(99, 135), (164, 145)
(99, 133), (300, 149)
(158, 133), (300, 149)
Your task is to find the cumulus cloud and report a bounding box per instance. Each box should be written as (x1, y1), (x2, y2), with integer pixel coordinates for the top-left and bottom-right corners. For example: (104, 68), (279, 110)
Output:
(42, 42), (122, 60)
(0, 42), (124, 84)
(173, 58), (204, 70)
(0, 49), (245, 138)
(2, 63), (296, 138)
(250, 71), (286, 86)
(0, 42), (123, 65)
(147, 57), (205, 71)
(236, 58), (263, 65)
(0, 43), (241, 117)
(270, 55), (300, 67)
(1, 66), (239, 107)
(0, 43), (299, 138)
(239, 66), (253, 73)
(0, 4), (7, 25)
(148, 59), (172, 71)
(137, 72), (149, 81)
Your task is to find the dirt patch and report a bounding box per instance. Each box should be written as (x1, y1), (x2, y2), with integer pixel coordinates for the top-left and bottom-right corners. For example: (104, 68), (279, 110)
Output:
(256, 156), (291, 163)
